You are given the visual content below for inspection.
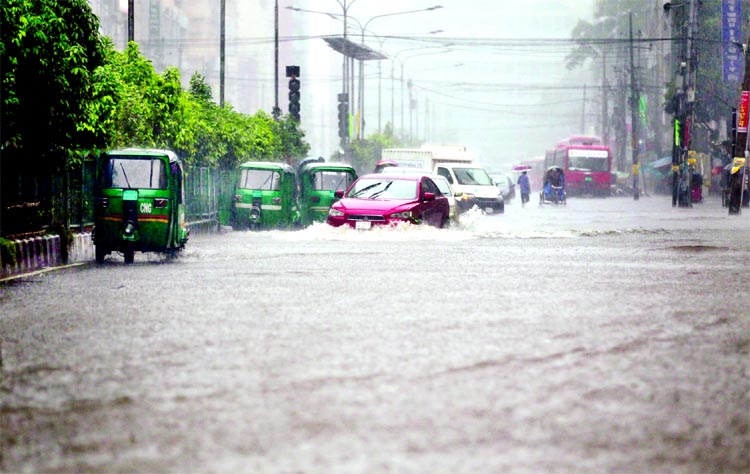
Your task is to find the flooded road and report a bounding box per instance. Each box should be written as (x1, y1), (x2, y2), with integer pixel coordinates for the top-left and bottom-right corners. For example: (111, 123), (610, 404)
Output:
(2, 195), (749, 473)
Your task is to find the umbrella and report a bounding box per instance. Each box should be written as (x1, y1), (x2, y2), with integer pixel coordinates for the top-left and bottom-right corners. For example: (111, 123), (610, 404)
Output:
(511, 164), (532, 171)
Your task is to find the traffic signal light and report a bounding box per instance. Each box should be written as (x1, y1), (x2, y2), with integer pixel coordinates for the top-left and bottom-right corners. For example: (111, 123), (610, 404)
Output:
(337, 93), (349, 139)
(288, 77), (300, 121)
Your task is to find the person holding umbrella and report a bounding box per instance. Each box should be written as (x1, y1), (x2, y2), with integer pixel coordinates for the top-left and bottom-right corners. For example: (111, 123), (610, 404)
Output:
(517, 170), (530, 207)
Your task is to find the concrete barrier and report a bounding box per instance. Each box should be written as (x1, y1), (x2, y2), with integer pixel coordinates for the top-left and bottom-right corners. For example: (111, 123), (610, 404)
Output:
(70, 233), (94, 263)
(0, 233), (84, 278)
(1, 221), (218, 279)
(0, 235), (60, 276)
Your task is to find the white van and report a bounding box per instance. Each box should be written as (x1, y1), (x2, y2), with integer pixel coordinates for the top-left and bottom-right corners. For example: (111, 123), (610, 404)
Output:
(434, 163), (504, 214)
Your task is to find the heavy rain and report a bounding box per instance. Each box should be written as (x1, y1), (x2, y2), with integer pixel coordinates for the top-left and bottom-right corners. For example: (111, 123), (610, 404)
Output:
(1, 0), (750, 473)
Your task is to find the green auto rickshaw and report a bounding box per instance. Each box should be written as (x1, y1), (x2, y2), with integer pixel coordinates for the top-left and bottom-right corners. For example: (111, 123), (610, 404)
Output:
(93, 148), (189, 264)
(298, 161), (358, 226)
(233, 161), (299, 230)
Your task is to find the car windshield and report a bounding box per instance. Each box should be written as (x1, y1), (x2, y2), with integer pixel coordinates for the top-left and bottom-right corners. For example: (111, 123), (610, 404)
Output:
(105, 157), (167, 189)
(239, 169), (280, 190)
(347, 178), (417, 200)
(454, 168), (493, 186)
(312, 170), (354, 191)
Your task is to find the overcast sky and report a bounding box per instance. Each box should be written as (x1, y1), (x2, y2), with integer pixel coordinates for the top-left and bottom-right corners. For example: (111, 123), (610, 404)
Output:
(271, 0), (597, 168)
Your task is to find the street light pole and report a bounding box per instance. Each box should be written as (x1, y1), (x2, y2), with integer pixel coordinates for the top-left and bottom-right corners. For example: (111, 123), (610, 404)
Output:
(354, 7), (443, 139)
(393, 47), (453, 139)
(220, 0), (225, 108)
(375, 30), (442, 134)
(128, 0), (134, 43)
(273, 0), (280, 119)
(628, 11), (639, 200)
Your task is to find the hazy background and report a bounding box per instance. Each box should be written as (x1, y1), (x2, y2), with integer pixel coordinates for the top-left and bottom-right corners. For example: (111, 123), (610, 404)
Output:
(94, 0), (598, 170)
(274, 0), (596, 169)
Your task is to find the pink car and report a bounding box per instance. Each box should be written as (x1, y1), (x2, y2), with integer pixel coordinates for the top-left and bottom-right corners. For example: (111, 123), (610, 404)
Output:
(326, 173), (450, 229)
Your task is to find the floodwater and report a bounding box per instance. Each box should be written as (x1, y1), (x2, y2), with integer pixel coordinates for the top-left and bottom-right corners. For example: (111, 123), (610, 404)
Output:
(1, 195), (749, 473)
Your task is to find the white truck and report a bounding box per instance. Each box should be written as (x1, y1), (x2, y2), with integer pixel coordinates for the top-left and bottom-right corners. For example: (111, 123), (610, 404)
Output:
(380, 145), (473, 170)
(379, 145), (504, 214)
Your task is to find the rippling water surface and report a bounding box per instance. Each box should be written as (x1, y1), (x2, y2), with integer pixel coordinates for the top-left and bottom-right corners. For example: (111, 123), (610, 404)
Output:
(1, 196), (748, 473)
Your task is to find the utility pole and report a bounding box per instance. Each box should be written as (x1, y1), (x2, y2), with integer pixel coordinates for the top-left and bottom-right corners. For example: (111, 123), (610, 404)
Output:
(273, 0), (280, 119)
(600, 51), (608, 146)
(581, 83), (587, 133)
(684, 0), (699, 207)
(616, 68), (627, 173)
(128, 0), (134, 43)
(408, 79), (413, 143)
(672, 0), (699, 207)
(220, 0), (225, 108)
(401, 65), (405, 136)
(629, 12), (640, 200)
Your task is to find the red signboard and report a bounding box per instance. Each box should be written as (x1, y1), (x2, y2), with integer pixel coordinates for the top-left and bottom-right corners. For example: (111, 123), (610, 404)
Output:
(738, 91), (750, 133)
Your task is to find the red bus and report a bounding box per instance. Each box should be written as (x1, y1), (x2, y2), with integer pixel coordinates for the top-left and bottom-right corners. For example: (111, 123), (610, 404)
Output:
(545, 135), (612, 197)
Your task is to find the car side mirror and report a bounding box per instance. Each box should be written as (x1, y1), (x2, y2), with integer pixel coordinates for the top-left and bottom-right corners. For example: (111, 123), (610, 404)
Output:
(423, 192), (436, 201)
(454, 191), (463, 198)
(334, 189), (344, 198)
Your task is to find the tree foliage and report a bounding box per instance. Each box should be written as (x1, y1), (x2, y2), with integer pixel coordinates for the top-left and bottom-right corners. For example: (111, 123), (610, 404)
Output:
(688, 1), (742, 126)
(349, 123), (410, 174)
(1, 0), (106, 165)
(565, 0), (650, 71)
(567, 0), (745, 147)
(1, 0), (310, 171)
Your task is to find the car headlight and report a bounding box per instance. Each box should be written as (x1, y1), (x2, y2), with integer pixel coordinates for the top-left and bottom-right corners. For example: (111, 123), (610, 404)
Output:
(389, 211), (413, 219)
(460, 193), (475, 201)
(328, 208), (345, 217)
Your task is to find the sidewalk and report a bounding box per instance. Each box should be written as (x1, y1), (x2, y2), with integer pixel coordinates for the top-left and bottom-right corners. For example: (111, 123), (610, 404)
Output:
(0, 232), (93, 282)
(1, 219), (218, 282)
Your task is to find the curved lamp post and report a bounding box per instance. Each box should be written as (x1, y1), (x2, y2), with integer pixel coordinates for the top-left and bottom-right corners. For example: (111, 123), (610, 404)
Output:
(370, 29), (444, 134)
(391, 46), (453, 138)
(288, 4), (443, 140)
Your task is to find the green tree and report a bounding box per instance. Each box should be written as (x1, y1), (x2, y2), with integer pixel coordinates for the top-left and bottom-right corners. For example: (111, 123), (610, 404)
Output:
(189, 72), (213, 102)
(350, 123), (406, 174)
(89, 45), (309, 169)
(565, 0), (649, 71)
(274, 114), (311, 163)
(1, 0), (107, 165)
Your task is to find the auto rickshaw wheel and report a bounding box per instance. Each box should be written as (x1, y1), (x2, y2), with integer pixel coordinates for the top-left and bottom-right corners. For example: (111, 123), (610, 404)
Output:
(124, 249), (135, 264)
(95, 246), (107, 264)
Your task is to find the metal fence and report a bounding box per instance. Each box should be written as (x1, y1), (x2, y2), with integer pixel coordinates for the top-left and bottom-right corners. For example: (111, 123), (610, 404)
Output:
(1, 159), (237, 276)
(184, 166), (237, 232)
(2, 161), (235, 236)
